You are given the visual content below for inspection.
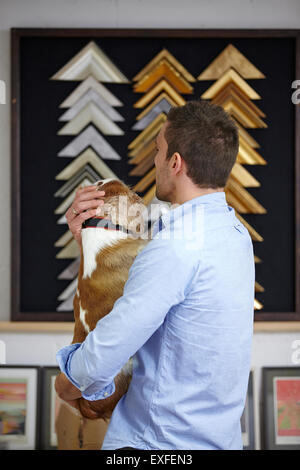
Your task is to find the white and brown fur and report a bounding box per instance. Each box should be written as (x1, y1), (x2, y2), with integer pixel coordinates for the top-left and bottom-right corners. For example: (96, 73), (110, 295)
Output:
(71, 179), (148, 420)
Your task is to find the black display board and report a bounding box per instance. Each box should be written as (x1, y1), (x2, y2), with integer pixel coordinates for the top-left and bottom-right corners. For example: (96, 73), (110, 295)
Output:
(11, 29), (300, 321)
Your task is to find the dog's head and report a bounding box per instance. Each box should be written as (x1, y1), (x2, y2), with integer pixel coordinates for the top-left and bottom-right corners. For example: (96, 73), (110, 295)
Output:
(94, 179), (147, 237)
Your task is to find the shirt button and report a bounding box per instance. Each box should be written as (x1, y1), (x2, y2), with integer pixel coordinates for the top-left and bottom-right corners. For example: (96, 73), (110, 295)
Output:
(80, 386), (85, 392)
(104, 392), (108, 397)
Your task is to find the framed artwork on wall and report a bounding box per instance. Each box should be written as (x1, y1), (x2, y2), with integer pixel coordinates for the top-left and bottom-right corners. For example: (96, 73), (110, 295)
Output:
(0, 365), (41, 450)
(263, 366), (300, 450)
(241, 369), (255, 450)
(11, 28), (300, 321)
(39, 367), (109, 450)
(39, 366), (61, 450)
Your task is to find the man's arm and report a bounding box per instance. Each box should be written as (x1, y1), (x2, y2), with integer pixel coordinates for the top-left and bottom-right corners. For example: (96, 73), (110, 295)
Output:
(55, 371), (82, 401)
(56, 238), (198, 401)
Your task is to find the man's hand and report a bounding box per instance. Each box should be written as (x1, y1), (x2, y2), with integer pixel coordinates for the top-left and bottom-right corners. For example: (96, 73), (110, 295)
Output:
(65, 185), (106, 246)
(55, 372), (82, 401)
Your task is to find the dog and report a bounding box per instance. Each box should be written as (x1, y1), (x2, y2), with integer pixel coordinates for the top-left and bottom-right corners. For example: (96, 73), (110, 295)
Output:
(71, 179), (148, 420)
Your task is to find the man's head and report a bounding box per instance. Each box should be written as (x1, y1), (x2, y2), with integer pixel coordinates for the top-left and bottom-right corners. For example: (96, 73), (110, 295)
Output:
(154, 99), (239, 204)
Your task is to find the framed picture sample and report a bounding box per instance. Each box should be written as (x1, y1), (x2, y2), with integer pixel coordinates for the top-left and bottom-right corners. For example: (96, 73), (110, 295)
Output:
(0, 365), (40, 450)
(263, 367), (300, 450)
(11, 28), (300, 322)
(241, 370), (255, 450)
(40, 367), (110, 450)
(39, 366), (61, 450)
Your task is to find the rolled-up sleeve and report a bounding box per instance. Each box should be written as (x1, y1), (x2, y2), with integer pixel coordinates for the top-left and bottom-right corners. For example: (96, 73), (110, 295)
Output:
(56, 238), (197, 400)
(56, 343), (116, 400)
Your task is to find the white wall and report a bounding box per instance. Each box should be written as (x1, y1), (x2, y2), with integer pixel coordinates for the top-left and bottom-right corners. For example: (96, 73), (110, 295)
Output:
(0, 0), (300, 450)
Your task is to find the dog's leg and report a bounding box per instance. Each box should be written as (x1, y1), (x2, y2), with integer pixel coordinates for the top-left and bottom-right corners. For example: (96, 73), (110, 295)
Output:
(72, 323), (87, 344)
(78, 371), (131, 421)
(72, 291), (87, 344)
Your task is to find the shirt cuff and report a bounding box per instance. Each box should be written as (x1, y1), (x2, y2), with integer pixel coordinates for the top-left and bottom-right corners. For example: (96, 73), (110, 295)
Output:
(81, 380), (116, 401)
(56, 343), (116, 401)
(56, 343), (83, 390)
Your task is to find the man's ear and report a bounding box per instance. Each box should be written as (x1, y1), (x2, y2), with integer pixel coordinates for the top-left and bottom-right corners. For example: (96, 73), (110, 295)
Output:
(171, 152), (183, 172)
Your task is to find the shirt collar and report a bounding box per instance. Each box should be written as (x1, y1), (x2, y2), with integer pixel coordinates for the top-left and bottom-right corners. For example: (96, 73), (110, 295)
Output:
(179, 191), (227, 207)
(152, 191), (227, 237)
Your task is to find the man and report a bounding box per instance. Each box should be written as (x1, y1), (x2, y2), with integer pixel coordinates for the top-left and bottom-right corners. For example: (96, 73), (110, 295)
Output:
(55, 100), (255, 450)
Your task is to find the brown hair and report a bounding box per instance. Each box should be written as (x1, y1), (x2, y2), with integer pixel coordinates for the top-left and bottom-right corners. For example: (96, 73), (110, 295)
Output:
(165, 99), (239, 188)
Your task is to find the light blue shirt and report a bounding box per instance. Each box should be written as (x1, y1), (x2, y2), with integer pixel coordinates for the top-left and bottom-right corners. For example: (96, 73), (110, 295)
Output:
(56, 191), (255, 450)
